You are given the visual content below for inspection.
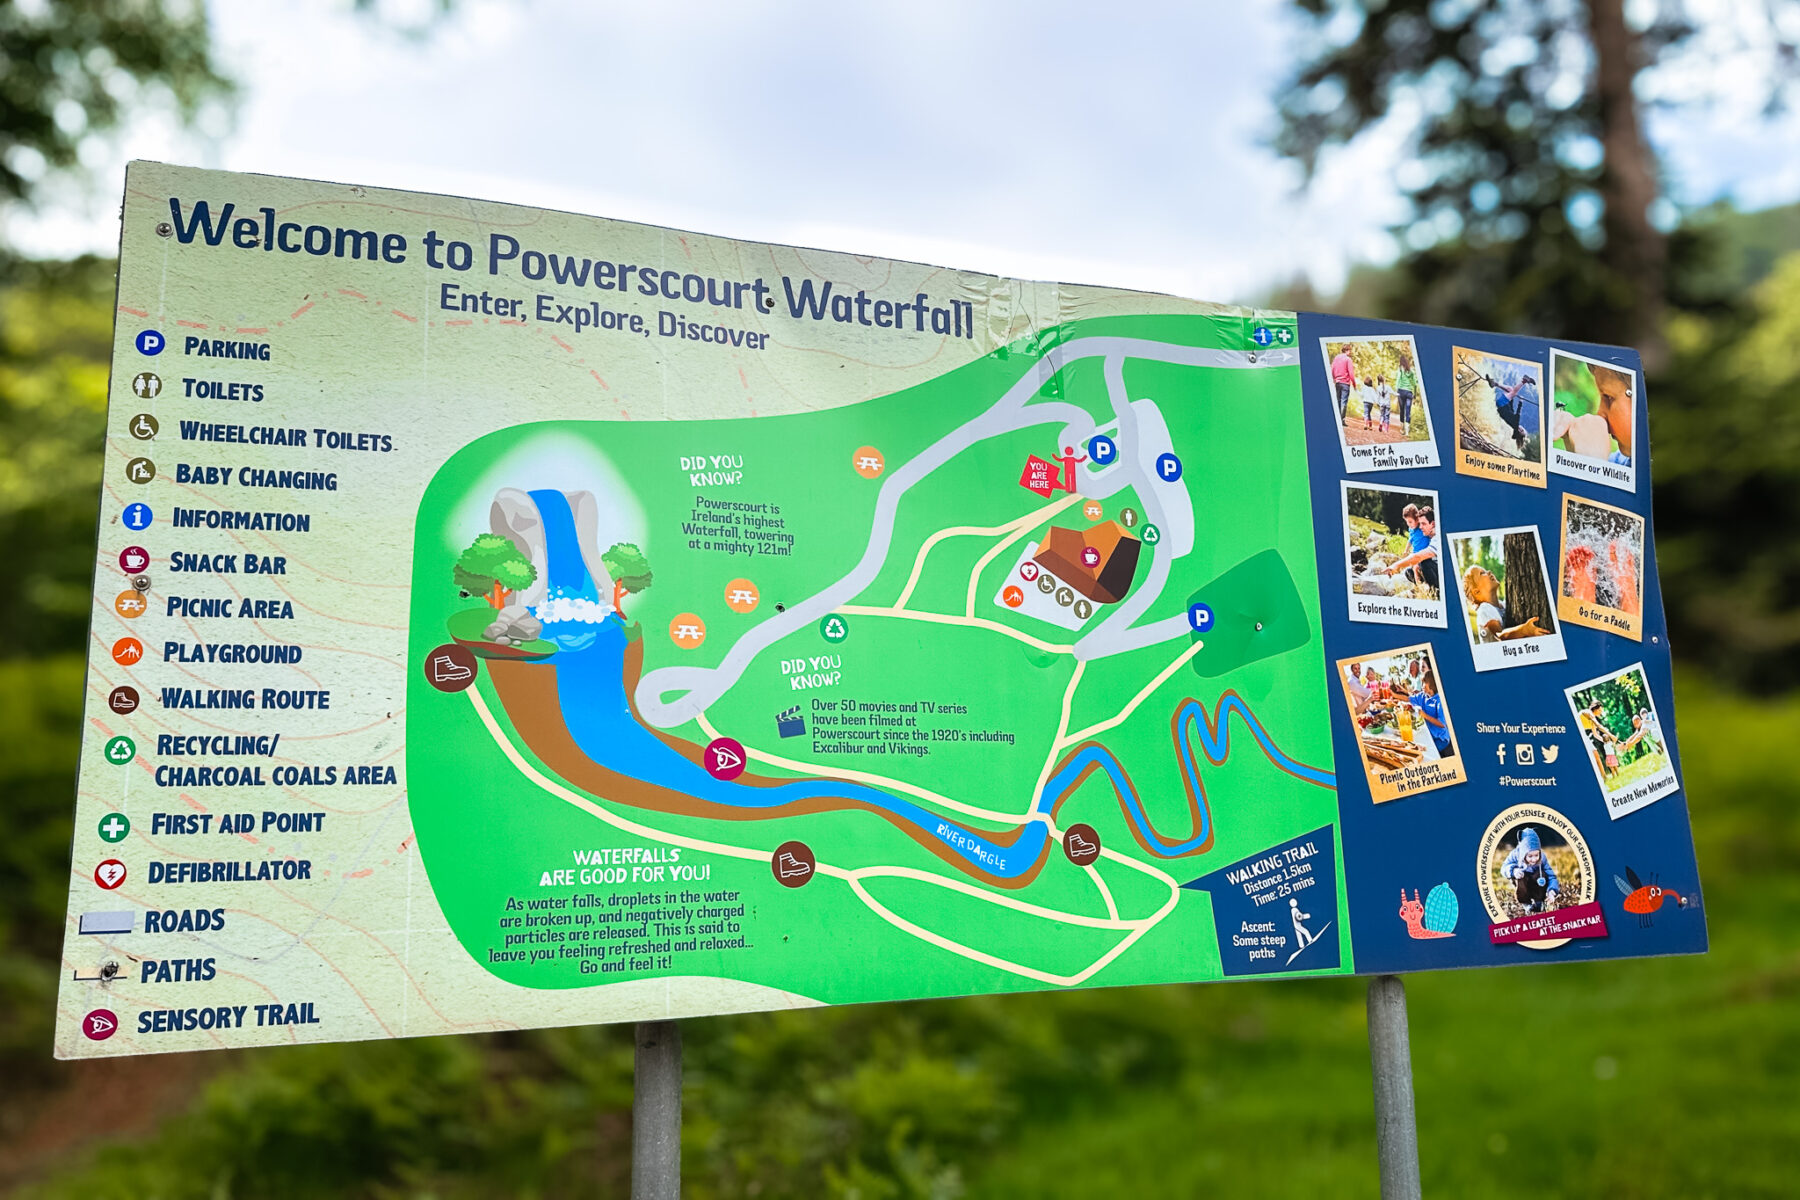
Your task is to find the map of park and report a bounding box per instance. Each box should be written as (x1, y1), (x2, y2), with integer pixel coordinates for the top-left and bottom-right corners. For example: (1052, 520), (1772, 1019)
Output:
(407, 315), (1347, 1004)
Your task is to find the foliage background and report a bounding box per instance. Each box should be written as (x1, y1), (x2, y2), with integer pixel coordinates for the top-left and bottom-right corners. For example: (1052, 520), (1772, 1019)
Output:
(1, 1), (1797, 1196)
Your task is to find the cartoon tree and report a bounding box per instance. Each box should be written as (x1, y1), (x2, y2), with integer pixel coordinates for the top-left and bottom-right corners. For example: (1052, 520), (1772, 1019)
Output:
(602, 542), (652, 616)
(455, 533), (537, 610)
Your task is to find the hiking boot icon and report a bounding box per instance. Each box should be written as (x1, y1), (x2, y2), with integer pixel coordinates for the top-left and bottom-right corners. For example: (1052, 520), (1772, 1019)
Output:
(431, 655), (472, 683)
(1067, 831), (1097, 858)
(771, 840), (816, 887)
(776, 852), (810, 879)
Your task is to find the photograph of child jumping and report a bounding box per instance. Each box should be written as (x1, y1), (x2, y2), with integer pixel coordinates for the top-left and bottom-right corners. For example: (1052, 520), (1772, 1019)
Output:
(1550, 348), (1637, 491)
(1320, 334), (1441, 473)
(1565, 663), (1681, 818)
(1446, 526), (1568, 671)
(1451, 345), (1548, 487)
(1340, 482), (1447, 627)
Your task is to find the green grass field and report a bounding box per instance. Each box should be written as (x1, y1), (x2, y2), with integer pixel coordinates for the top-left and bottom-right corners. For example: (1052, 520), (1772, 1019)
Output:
(10, 671), (1794, 1199)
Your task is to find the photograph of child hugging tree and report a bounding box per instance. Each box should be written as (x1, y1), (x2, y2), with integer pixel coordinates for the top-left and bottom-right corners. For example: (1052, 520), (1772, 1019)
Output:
(1446, 527), (1567, 671)
(1487, 824), (1584, 919)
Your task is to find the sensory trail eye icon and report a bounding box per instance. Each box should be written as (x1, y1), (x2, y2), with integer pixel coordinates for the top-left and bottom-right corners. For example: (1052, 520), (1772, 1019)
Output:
(704, 736), (747, 781)
(81, 1009), (120, 1041)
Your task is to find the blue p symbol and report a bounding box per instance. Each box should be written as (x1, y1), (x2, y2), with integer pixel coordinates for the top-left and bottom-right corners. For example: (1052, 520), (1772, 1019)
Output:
(1187, 602), (1214, 632)
(1088, 434), (1116, 465)
(135, 330), (165, 356)
(1156, 452), (1183, 482)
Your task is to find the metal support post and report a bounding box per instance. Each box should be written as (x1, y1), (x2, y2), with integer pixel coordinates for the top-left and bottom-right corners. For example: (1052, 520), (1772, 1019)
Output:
(1367, 975), (1422, 1200)
(631, 1020), (682, 1200)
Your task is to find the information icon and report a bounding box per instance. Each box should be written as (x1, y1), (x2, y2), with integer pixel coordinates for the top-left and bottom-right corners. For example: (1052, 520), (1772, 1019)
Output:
(819, 614), (849, 643)
(122, 502), (153, 531)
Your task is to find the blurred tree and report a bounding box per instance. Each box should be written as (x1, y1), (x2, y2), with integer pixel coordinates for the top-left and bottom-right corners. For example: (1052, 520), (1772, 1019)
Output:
(1274, 0), (1800, 366)
(0, 0), (233, 242)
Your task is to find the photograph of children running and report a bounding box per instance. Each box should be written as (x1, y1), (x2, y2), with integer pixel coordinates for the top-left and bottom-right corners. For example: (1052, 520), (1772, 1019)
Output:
(1564, 663), (1681, 816)
(1319, 334), (1440, 473)
(1450, 345), (1549, 487)
(1446, 526), (1567, 671)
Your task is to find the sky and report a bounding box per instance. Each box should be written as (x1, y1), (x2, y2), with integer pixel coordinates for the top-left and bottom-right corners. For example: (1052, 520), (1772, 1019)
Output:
(10, 0), (1800, 305)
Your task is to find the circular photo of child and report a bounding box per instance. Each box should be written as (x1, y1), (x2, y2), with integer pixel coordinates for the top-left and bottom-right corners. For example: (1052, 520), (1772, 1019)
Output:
(1476, 804), (1597, 950)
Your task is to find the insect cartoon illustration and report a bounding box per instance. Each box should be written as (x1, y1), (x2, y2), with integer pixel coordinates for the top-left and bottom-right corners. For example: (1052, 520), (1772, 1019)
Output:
(1613, 866), (1694, 927)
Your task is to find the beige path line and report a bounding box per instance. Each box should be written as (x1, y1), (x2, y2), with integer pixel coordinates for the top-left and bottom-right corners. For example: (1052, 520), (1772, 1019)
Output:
(963, 493), (1086, 617)
(1058, 639), (1206, 750)
(896, 493), (1084, 611)
(1083, 863), (1121, 921)
(847, 865), (1147, 931)
(474, 688), (1183, 986)
(837, 604), (1074, 655)
(694, 713), (1021, 827)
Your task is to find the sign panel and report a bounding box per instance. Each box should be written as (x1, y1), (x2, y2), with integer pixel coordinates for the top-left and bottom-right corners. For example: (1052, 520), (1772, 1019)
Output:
(55, 163), (1704, 1057)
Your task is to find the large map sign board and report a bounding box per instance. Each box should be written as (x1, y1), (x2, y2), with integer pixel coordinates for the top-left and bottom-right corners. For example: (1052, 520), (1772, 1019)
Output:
(55, 163), (1703, 1057)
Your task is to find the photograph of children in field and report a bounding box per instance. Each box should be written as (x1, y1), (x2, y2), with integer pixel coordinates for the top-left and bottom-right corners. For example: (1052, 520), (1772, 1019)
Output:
(1558, 493), (1646, 640)
(1550, 348), (1637, 491)
(1320, 335), (1441, 473)
(1446, 526), (1568, 671)
(1451, 345), (1548, 486)
(1565, 663), (1680, 818)
(1486, 822), (1586, 920)
(1335, 643), (1466, 802)
(1340, 482), (1447, 627)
